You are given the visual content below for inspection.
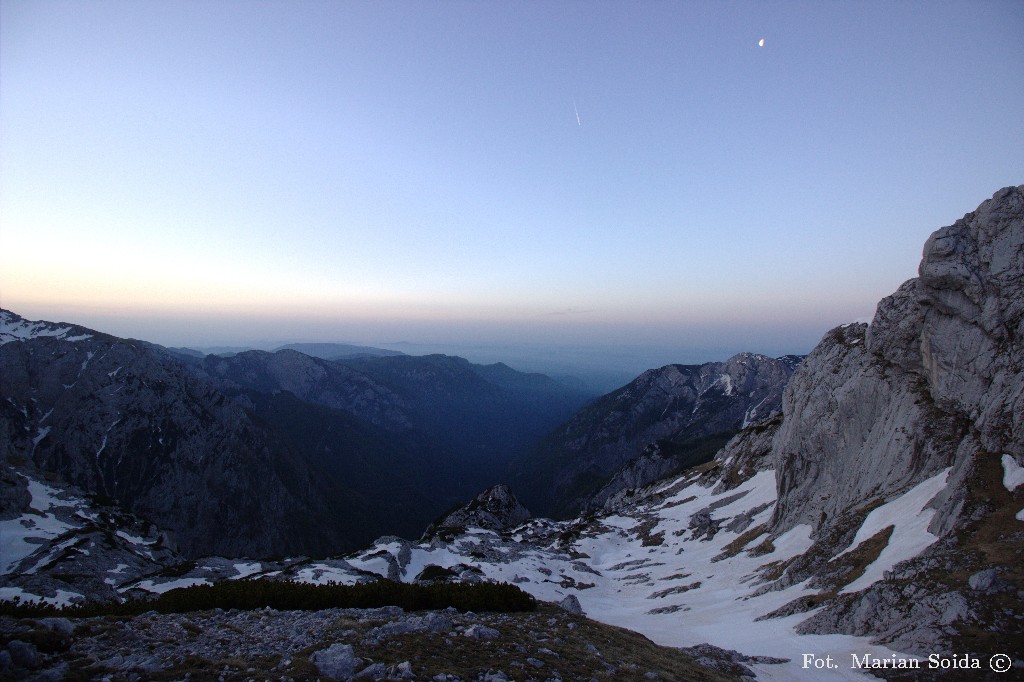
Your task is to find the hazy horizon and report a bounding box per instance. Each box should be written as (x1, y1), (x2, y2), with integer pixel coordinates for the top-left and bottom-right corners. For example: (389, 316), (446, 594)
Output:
(2, 1), (1022, 378)
(3, 301), (836, 392)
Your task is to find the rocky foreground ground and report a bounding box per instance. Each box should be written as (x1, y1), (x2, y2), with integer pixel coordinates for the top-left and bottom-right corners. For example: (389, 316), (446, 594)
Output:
(0, 603), (768, 681)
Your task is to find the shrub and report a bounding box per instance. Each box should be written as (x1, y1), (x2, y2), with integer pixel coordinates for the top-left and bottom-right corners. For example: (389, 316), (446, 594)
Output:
(0, 578), (536, 619)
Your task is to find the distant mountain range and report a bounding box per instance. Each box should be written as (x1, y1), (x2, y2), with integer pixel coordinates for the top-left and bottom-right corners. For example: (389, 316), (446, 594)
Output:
(0, 313), (592, 557)
(174, 342), (406, 360)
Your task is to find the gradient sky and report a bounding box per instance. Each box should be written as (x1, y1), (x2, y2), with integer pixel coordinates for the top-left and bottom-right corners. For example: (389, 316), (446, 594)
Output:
(2, 1), (1022, 371)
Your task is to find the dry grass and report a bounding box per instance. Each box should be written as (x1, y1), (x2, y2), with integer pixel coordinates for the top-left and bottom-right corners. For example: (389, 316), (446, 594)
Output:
(748, 537), (775, 557)
(348, 604), (737, 681)
(818, 525), (894, 595)
(32, 604), (743, 682)
(946, 451), (1024, 657)
(714, 523), (769, 561)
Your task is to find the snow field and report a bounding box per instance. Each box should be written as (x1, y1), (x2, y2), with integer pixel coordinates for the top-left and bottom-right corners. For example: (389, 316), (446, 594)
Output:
(337, 465), (956, 681)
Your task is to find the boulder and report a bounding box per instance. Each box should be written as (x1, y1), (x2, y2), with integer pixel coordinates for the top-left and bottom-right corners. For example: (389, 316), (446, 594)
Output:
(463, 624), (501, 640)
(558, 594), (585, 616)
(311, 643), (359, 681)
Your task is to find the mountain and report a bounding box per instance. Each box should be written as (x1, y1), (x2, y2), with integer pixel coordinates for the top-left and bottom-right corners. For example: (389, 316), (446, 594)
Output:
(0, 313), (360, 558)
(187, 349), (593, 500)
(184, 348), (415, 431)
(164, 346), (205, 358)
(0, 316), (592, 558)
(763, 185), (1024, 654)
(510, 352), (802, 517)
(272, 342), (405, 360)
(422, 484), (531, 540)
(334, 354), (592, 482)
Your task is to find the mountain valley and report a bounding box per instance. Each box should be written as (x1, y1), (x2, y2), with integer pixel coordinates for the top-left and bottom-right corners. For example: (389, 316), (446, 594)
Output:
(0, 317), (592, 557)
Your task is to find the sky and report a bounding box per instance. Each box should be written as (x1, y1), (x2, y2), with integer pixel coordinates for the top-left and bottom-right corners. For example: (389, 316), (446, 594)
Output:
(2, 0), (1022, 378)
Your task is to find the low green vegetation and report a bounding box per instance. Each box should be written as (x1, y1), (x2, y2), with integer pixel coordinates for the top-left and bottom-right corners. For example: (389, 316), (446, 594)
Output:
(0, 578), (536, 619)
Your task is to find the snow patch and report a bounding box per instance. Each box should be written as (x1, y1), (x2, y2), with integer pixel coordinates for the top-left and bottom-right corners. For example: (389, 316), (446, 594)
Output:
(293, 564), (360, 586)
(115, 529), (150, 546)
(1000, 454), (1024, 492)
(134, 577), (211, 594)
(349, 464), (916, 680)
(25, 476), (70, 513)
(232, 562), (263, 579)
(0, 313), (92, 345)
(838, 468), (952, 594)
(0, 515), (68, 574)
(0, 586), (84, 607)
(741, 394), (771, 428)
(32, 426), (51, 447)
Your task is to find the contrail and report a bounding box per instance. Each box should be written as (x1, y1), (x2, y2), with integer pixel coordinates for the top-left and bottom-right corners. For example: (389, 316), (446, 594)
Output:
(574, 100), (581, 126)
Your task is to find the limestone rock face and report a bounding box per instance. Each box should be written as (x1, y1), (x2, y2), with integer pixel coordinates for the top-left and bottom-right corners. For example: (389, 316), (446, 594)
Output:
(759, 186), (1024, 652)
(772, 186), (1023, 540)
(916, 185), (1024, 460)
(770, 321), (956, 535)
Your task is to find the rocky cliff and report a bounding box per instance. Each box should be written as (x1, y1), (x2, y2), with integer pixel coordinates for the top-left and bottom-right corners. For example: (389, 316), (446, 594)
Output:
(0, 463), (181, 605)
(759, 185), (1024, 653)
(511, 353), (801, 517)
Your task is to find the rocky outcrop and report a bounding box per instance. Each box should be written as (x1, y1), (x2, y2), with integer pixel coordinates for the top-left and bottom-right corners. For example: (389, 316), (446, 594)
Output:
(917, 187), (1023, 437)
(770, 320), (958, 534)
(588, 442), (688, 511)
(424, 485), (531, 538)
(0, 462), (180, 604)
(773, 186), (1022, 539)
(593, 410), (785, 512)
(512, 353), (801, 517)
(762, 186), (1024, 653)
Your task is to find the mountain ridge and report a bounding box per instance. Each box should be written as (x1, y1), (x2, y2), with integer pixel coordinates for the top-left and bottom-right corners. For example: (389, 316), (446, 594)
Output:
(0, 311), (592, 558)
(510, 351), (802, 517)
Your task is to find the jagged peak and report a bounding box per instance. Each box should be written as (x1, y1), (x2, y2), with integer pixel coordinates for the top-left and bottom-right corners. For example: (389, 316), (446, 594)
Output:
(423, 484), (531, 540)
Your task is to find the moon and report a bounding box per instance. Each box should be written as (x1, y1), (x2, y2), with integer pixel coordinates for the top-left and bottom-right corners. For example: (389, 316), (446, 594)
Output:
(758, 38), (765, 47)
